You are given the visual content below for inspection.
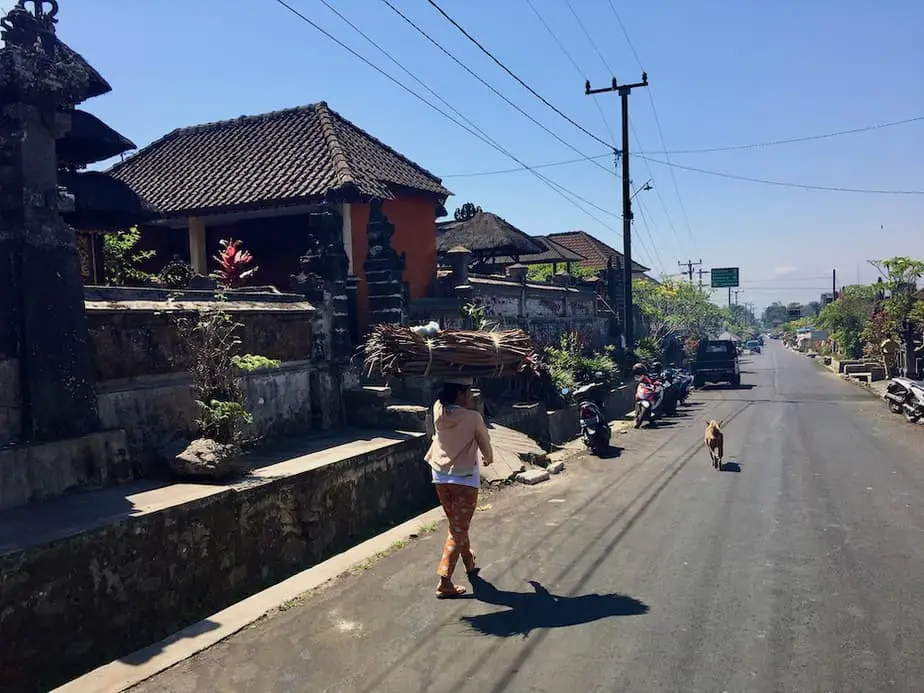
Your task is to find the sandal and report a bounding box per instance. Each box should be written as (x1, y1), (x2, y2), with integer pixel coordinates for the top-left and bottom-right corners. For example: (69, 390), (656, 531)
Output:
(435, 584), (467, 599)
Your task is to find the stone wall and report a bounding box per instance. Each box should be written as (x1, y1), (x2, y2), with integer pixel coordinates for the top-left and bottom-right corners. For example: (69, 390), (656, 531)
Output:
(0, 430), (130, 511)
(0, 433), (432, 692)
(84, 286), (315, 382)
(98, 361), (341, 474)
(0, 358), (19, 446)
(491, 384), (636, 449)
(467, 276), (607, 350)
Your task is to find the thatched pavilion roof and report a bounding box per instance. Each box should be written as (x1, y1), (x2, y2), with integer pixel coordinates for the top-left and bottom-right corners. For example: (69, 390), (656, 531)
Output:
(436, 211), (544, 259)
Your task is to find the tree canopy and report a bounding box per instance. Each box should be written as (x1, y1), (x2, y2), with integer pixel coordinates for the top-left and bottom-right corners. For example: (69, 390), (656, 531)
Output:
(633, 278), (723, 345)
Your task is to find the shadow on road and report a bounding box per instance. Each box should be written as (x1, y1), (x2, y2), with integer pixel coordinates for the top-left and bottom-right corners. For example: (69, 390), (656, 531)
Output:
(463, 574), (649, 638)
(597, 445), (623, 459)
(719, 461), (741, 472)
(700, 384), (757, 391)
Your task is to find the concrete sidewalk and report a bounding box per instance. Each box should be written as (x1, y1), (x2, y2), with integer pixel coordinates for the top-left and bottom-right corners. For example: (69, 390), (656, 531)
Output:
(58, 415), (637, 693)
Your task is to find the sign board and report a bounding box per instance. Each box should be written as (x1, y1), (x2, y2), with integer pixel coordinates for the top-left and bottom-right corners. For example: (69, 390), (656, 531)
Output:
(710, 267), (739, 288)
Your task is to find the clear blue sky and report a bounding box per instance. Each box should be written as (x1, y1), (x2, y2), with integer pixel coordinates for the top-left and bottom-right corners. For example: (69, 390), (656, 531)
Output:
(10, 0), (922, 310)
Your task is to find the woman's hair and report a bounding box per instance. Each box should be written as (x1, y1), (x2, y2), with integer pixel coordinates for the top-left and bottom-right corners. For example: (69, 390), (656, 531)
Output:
(438, 382), (469, 406)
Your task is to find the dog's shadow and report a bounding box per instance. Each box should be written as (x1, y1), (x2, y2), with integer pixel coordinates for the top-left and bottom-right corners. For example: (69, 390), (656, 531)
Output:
(718, 460), (741, 472)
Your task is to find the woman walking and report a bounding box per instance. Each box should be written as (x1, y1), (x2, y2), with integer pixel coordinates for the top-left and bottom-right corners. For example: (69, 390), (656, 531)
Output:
(426, 377), (494, 598)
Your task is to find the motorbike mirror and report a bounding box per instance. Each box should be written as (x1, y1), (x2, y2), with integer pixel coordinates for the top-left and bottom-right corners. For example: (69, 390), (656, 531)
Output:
(561, 387), (570, 395)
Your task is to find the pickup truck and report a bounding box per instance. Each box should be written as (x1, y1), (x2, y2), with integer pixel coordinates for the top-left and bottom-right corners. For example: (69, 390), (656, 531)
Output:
(692, 339), (741, 388)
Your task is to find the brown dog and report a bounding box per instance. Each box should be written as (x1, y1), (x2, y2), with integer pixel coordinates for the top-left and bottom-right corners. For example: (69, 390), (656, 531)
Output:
(704, 420), (724, 470)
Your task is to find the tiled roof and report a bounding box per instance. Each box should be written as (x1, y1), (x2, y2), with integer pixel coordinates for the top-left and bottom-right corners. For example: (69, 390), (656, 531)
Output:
(547, 231), (650, 273)
(108, 102), (451, 217)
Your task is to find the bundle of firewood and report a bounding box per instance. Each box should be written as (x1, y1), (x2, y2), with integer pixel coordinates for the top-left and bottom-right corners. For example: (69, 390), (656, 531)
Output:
(363, 324), (535, 378)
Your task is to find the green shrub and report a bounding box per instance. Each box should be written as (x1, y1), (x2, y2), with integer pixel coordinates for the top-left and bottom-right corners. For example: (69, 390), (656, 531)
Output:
(195, 399), (253, 443)
(634, 337), (661, 365)
(232, 354), (282, 372)
(103, 226), (156, 286)
(544, 333), (620, 393)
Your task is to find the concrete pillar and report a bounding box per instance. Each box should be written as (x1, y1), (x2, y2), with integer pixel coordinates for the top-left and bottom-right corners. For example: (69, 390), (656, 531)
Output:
(340, 202), (354, 273)
(445, 245), (471, 286)
(188, 217), (207, 274)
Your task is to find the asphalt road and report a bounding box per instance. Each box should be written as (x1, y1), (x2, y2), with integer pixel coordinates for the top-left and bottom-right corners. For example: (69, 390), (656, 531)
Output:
(134, 342), (924, 693)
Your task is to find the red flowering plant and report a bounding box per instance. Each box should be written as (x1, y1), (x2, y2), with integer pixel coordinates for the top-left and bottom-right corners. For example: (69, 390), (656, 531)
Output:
(212, 239), (258, 289)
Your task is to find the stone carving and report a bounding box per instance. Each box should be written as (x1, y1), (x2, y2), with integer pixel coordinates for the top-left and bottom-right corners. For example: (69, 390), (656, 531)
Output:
(0, 0), (100, 441)
(363, 199), (405, 326)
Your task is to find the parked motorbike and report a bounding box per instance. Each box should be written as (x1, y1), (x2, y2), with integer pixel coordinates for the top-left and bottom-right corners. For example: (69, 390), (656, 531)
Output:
(884, 377), (924, 424)
(662, 367), (693, 409)
(568, 375), (610, 455)
(634, 375), (664, 428)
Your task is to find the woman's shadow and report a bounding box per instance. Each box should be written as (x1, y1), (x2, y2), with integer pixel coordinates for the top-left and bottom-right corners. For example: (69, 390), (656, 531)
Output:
(461, 572), (649, 638)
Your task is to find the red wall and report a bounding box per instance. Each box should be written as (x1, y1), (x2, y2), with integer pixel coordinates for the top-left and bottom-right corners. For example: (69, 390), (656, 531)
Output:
(350, 197), (438, 333)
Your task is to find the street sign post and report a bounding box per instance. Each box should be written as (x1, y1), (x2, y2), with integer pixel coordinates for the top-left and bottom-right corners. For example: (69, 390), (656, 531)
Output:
(710, 267), (739, 288)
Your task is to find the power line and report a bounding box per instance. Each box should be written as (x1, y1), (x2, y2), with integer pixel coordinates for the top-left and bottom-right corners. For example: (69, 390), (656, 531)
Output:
(271, 0), (624, 231)
(602, 1), (695, 244)
(522, 0), (683, 261)
(632, 191), (665, 273)
(630, 124), (689, 256)
(440, 113), (924, 176)
(637, 154), (924, 195)
(380, 0), (617, 179)
(523, 0), (619, 145)
(650, 115), (924, 154)
(424, 0), (614, 150)
(443, 148), (924, 194)
(562, 0), (613, 75)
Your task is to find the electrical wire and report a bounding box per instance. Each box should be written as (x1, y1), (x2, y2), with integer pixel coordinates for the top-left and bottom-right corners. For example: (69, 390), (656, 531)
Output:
(646, 115), (924, 155)
(562, 0), (613, 75)
(442, 148), (924, 194)
(632, 189), (666, 274)
(521, 0), (619, 158)
(630, 123), (689, 257)
(423, 0), (614, 150)
(637, 154), (924, 195)
(521, 0), (680, 265)
(602, 0), (696, 243)
(442, 114), (924, 176)
(270, 0), (625, 232)
(380, 0), (617, 179)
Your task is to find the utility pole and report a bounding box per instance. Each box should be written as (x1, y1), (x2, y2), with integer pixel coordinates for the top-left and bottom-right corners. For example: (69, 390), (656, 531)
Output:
(679, 259), (702, 283)
(586, 73), (648, 353)
(832, 268), (837, 299)
(697, 268), (708, 292)
(733, 289), (742, 306)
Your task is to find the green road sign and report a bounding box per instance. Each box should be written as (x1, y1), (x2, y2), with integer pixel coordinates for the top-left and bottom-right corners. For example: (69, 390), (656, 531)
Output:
(710, 267), (740, 288)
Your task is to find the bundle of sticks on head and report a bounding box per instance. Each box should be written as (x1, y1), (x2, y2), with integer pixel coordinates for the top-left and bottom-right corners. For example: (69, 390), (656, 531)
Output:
(363, 324), (536, 378)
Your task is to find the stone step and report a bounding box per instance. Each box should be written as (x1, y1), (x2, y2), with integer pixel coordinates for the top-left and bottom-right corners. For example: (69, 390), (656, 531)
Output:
(383, 403), (429, 433)
(342, 385), (392, 406)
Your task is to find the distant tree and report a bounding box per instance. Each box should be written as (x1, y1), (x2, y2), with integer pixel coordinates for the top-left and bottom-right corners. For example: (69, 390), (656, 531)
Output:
(817, 285), (876, 358)
(807, 301), (822, 317)
(527, 263), (600, 282)
(453, 202), (483, 221)
(762, 302), (789, 326)
(869, 256), (924, 333)
(634, 278), (723, 349)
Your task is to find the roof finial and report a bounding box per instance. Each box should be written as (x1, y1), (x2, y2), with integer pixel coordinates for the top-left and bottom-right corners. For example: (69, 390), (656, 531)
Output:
(2, 0), (58, 49)
(18, 0), (59, 24)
